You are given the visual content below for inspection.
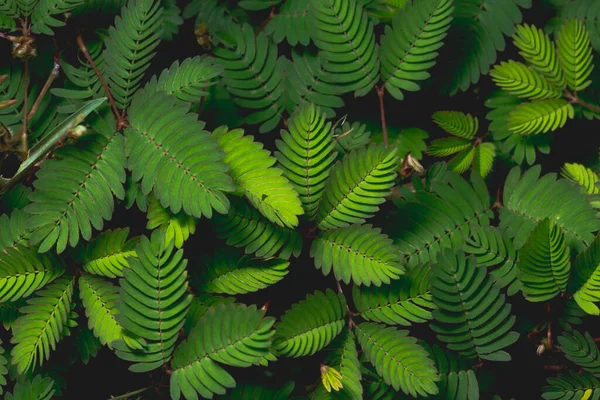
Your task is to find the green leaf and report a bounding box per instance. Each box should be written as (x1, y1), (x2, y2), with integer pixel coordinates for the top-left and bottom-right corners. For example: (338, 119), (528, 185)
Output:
(557, 18), (595, 92)
(126, 88), (235, 219)
(274, 289), (346, 358)
(317, 143), (398, 230)
(31, 0), (83, 35)
(507, 98), (574, 135)
(113, 229), (192, 372)
(146, 194), (196, 248)
(311, 223), (404, 286)
(517, 218), (571, 302)
(561, 163), (599, 194)
(170, 302), (275, 400)
(11, 277), (74, 374)
(356, 322), (440, 397)
(558, 330), (600, 377)
(427, 137), (472, 157)
(432, 111), (478, 139)
(380, 0), (453, 100)
(490, 60), (562, 100)
(430, 250), (519, 361)
(5, 375), (55, 400)
(213, 126), (303, 228)
(102, 0), (163, 109)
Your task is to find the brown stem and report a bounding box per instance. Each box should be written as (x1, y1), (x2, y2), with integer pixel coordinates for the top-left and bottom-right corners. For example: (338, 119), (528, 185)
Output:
(0, 32), (17, 42)
(198, 95), (206, 119)
(335, 279), (358, 328)
(76, 33), (126, 130)
(15, 61), (29, 159)
(565, 90), (600, 114)
(376, 86), (389, 148)
(547, 303), (553, 349)
(26, 59), (60, 122)
(543, 365), (562, 372)
(110, 386), (152, 400)
(255, 7), (276, 35)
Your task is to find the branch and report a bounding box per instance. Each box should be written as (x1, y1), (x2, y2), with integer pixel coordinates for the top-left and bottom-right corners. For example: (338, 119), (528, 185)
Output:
(565, 90), (600, 114)
(110, 386), (152, 400)
(375, 86), (389, 148)
(76, 33), (126, 130)
(255, 7), (276, 35)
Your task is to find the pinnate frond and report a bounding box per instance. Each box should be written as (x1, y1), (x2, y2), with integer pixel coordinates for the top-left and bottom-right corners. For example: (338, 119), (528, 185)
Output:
(126, 88), (235, 219)
(317, 144), (398, 230)
(146, 195), (195, 249)
(557, 18), (594, 92)
(430, 250), (519, 361)
(432, 111), (478, 139)
(170, 302), (275, 400)
(31, 0), (82, 35)
(102, 0), (163, 109)
(490, 60), (562, 100)
(11, 277), (74, 374)
(274, 289), (346, 358)
(356, 322), (439, 397)
(558, 330), (600, 377)
(311, 223), (404, 286)
(561, 163), (599, 194)
(75, 228), (137, 278)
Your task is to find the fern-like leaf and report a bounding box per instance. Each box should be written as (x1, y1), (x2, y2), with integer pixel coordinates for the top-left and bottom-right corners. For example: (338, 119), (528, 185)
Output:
(74, 228), (137, 278)
(0, 244), (64, 303)
(508, 98), (575, 135)
(424, 343), (479, 400)
(512, 24), (566, 88)
(25, 128), (126, 253)
(432, 111), (478, 139)
(5, 375), (55, 400)
(11, 277), (74, 374)
(517, 218), (571, 302)
(264, 0), (311, 46)
(283, 51), (344, 118)
(213, 23), (285, 133)
(557, 18), (594, 92)
(126, 88), (235, 218)
(311, 223), (404, 286)
(352, 264), (435, 326)
(561, 162), (599, 194)
(274, 289), (346, 358)
(102, 0), (163, 109)
(146, 56), (222, 103)
(472, 142), (496, 177)
(31, 0), (82, 35)
(310, 0), (380, 97)
(570, 234), (600, 315)
(79, 274), (124, 348)
(146, 195), (195, 248)
(490, 60), (562, 100)
(170, 302), (275, 400)
(558, 330), (600, 377)
(197, 249), (289, 295)
(430, 250), (519, 361)
(0, 209), (30, 253)
(500, 165), (600, 250)
(213, 126), (303, 228)
(213, 197), (303, 259)
(542, 371), (600, 400)
(275, 104), (337, 220)
(463, 225), (520, 295)
(317, 144), (398, 230)
(427, 137), (471, 157)
(380, 0), (453, 100)
(113, 229), (192, 372)
(312, 328), (362, 400)
(356, 322), (439, 397)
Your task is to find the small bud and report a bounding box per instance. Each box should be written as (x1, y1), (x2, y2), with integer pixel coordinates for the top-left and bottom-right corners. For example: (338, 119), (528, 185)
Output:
(320, 364), (343, 393)
(68, 125), (87, 139)
(536, 343), (545, 356)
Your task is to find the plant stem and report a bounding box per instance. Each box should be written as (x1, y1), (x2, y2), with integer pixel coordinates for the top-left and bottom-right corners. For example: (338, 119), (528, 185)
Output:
(26, 58), (60, 122)
(76, 33), (125, 130)
(110, 386), (152, 400)
(565, 90), (600, 114)
(375, 86), (389, 148)
(255, 7), (276, 35)
(15, 61), (29, 159)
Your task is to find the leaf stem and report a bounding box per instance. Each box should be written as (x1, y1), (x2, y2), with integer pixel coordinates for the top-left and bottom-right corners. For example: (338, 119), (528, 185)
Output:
(76, 33), (126, 130)
(376, 86), (389, 148)
(110, 386), (152, 400)
(255, 7), (276, 35)
(565, 90), (600, 114)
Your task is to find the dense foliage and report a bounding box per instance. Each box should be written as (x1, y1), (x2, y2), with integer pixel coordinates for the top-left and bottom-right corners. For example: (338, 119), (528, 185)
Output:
(2, 0), (600, 399)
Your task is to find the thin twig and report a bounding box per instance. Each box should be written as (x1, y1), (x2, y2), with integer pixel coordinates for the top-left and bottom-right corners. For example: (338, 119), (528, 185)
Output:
(110, 386), (152, 400)
(76, 33), (125, 130)
(26, 58), (60, 122)
(15, 61), (29, 159)
(565, 90), (600, 114)
(547, 303), (553, 349)
(375, 86), (389, 148)
(255, 7), (276, 35)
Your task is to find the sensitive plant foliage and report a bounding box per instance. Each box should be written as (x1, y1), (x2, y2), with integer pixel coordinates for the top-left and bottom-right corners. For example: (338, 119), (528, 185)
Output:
(1, 0), (600, 399)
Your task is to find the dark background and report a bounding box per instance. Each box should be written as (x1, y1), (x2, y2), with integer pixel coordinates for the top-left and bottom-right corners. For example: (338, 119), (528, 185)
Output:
(2, 0), (599, 398)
